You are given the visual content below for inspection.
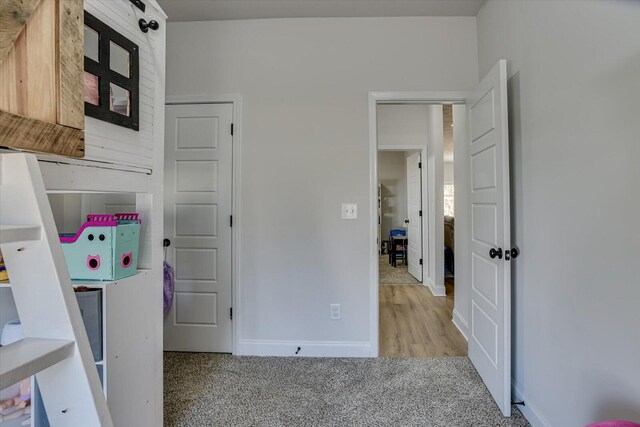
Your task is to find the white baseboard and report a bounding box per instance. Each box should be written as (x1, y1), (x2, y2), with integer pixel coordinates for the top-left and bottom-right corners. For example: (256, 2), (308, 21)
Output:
(428, 284), (447, 297)
(452, 309), (468, 341)
(236, 339), (371, 358)
(511, 380), (551, 427)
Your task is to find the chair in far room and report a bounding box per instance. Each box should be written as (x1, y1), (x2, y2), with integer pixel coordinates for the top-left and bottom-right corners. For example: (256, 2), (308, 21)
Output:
(388, 229), (407, 267)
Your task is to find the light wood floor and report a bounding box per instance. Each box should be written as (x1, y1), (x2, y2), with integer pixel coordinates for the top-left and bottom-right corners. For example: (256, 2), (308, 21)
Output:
(379, 279), (468, 357)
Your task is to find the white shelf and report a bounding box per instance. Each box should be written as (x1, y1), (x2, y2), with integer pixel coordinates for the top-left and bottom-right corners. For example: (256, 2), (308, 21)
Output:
(0, 225), (41, 244)
(0, 338), (74, 390)
(0, 270), (149, 289)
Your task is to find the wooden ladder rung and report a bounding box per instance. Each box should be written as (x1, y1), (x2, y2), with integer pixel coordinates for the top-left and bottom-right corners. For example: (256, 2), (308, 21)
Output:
(0, 338), (75, 390)
(0, 225), (42, 244)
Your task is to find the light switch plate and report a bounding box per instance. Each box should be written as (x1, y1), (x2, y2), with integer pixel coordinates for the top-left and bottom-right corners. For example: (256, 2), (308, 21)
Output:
(341, 203), (357, 220)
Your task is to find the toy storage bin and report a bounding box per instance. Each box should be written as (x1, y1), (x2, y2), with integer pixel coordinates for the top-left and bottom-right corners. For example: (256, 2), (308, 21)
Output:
(60, 213), (141, 281)
(76, 288), (103, 361)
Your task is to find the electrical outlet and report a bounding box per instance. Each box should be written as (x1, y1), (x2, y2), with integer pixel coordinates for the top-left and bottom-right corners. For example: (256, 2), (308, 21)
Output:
(330, 303), (341, 320)
(341, 203), (357, 220)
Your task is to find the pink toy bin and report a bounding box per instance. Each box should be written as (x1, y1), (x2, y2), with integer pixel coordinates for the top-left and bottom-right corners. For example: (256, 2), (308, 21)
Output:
(59, 213), (141, 281)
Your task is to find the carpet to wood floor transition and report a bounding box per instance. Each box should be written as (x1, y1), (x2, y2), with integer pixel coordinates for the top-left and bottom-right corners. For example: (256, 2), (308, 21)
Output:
(164, 352), (529, 426)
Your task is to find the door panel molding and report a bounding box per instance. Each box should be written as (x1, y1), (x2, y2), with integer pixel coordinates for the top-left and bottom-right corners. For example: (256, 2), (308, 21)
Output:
(165, 95), (242, 355)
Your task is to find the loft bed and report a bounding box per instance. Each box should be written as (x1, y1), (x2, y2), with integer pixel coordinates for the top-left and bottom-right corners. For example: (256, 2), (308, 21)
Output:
(0, 0), (167, 425)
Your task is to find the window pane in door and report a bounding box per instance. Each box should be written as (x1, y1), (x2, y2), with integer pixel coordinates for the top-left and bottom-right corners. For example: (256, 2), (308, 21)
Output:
(84, 26), (99, 62)
(110, 83), (130, 116)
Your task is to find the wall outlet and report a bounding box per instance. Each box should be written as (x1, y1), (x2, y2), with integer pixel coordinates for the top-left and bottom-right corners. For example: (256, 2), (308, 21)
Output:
(341, 203), (357, 220)
(330, 303), (341, 320)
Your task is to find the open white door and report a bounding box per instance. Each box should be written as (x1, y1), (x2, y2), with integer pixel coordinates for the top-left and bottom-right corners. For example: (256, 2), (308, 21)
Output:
(164, 103), (233, 352)
(467, 60), (511, 416)
(406, 152), (422, 281)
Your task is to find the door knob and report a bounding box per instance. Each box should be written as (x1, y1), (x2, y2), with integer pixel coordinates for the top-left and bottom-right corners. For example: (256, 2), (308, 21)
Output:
(504, 247), (520, 261)
(489, 247), (503, 259)
(139, 18), (160, 33)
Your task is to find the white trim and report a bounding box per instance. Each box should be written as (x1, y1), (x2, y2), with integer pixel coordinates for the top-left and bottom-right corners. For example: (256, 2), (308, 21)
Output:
(369, 91), (468, 358)
(372, 91), (468, 104)
(452, 309), (469, 340)
(236, 339), (371, 358)
(511, 381), (551, 427)
(378, 144), (424, 151)
(38, 161), (151, 193)
(0, 148), (152, 175)
(164, 94), (243, 356)
(429, 284), (447, 297)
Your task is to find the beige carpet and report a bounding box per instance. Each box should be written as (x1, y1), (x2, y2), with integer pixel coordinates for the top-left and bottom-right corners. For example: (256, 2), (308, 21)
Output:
(164, 353), (530, 427)
(379, 255), (420, 285)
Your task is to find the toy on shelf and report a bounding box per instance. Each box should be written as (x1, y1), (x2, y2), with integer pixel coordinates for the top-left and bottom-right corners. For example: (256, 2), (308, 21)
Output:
(0, 378), (31, 424)
(60, 213), (141, 281)
(0, 250), (7, 282)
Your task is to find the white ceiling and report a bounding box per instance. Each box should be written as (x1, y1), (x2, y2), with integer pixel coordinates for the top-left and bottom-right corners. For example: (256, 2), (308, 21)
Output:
(157, 0), (485, 22)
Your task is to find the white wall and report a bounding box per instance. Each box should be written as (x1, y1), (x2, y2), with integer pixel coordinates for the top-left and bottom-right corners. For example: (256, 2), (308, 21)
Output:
(166, 17), (478, 355)
(377, 151), (407, 238)
(478, 1), (640, 425)
(425, 105), (445, 295)
(48, 194), (83, 234)
(377, 104), (429, 147)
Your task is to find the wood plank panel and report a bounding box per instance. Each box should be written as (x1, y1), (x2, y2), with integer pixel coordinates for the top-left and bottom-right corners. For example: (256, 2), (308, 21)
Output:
(379, 281), (467, 357)
(0, 0), (42, 64)
(25, 0), (56, 123)
(57, 0), (84, 129)
(0, 110), (84, 157)
(0, 0), (85, 156)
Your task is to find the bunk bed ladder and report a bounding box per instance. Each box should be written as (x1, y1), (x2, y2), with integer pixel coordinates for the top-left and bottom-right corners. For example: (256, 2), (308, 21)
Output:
(0, 153), (113, 427)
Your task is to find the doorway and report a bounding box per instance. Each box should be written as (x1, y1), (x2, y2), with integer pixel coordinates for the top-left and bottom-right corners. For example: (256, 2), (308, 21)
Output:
(375, 101), (467, 358)
(369, 60), (513, 416)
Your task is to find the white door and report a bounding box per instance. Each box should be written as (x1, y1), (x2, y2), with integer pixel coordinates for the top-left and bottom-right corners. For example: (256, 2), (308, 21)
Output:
(406, 152), (422, 281)
(163, 103), (233, 352)
(467, 60), (511, 416)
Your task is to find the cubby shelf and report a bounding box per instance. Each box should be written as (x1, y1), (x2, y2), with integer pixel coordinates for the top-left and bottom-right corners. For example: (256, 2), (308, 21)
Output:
(0, 270), (149, 289)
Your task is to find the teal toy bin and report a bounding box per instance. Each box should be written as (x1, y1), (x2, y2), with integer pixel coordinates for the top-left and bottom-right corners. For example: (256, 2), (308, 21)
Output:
(60, 213), (141, 281)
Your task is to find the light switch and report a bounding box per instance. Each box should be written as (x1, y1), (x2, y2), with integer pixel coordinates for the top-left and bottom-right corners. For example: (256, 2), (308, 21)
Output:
(341, 203), (358, 220)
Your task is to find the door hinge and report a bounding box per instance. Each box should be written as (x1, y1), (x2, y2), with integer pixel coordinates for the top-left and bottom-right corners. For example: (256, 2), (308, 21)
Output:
(230, 215), (233, 227)
(419, 259), (423, 265)
(230, 307), (233, 320)
(419, 210), (422, 217)
(418, 162), (422, 168)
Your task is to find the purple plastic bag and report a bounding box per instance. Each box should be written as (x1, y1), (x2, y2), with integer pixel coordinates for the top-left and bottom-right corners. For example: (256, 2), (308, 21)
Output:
(163, 261), (175, 317)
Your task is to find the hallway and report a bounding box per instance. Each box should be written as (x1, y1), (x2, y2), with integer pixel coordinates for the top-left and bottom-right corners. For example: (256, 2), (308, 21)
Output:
(379, 280), (467, 357)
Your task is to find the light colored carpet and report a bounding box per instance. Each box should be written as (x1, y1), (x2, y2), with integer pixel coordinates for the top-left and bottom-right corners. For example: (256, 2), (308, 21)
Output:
(379, 255), (420, 285)
(164, 353), (530, 427)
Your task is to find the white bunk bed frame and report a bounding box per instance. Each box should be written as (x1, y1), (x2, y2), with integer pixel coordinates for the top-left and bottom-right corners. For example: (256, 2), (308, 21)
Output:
(0, 0), (167, 425)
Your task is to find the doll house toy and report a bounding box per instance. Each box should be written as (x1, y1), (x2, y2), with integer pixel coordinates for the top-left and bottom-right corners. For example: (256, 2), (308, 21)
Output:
(60, 213), (141, 281)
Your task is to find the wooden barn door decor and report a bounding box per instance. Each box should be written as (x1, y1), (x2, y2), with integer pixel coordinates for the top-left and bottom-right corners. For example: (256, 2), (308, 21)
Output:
(0, 0), (85, 157)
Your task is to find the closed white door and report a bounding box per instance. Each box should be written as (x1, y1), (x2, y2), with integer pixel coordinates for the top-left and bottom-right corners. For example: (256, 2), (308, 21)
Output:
(467, 60), (511, 416)
(163, 103), (233, 352)
(406, 152), (422, 281)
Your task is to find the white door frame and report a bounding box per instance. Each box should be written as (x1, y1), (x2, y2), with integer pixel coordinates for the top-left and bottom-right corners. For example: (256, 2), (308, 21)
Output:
(377, 145), (427, 284)
(368, 91), (467, 357)
(165, 94), (242, 355)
